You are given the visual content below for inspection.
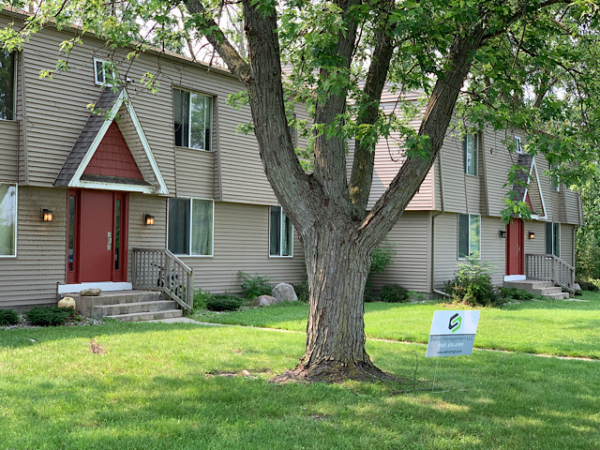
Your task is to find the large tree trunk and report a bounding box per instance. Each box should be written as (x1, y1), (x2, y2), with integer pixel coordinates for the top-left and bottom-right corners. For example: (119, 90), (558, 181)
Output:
(274, 221), (386, 382)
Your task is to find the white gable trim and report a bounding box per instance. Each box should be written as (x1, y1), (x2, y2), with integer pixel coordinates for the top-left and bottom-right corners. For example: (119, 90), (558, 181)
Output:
(523, 157), (547, 220)
(68, 90), (169, 195)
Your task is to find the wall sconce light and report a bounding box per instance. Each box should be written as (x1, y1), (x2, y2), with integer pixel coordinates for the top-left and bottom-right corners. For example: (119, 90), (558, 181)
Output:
(528, 231), (535, 240)
(144, 214), (155, 226)
(499, 230), (506, 238)
(42, 208), (54, 222)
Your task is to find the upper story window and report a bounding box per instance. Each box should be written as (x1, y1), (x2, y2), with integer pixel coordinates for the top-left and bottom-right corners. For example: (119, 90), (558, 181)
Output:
(93, 58), (115, 85)
(0, 50), (16, 121)
(0, 183), (17, 257)
(167, 197), (214, 256)
(458, 214), (481, 259)
(269, 206), (293, 257)
(173, 88), (212, 151)
(546, 222), (560, 257)
(514, 136), (524, 154)
(463, 133), (478, 176)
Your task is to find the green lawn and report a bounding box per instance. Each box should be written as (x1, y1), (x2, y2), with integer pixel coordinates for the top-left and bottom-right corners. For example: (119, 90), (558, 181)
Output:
(1, 322), (599, 449)
(194, 291), (600, 359)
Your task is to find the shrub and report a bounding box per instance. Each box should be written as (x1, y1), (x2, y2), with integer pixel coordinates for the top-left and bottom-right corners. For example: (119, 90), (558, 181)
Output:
(0, 309), (19, 326)
(378, 284), (409, 303)
(365, 242), (397, 302)
(239, 271), (274, 299)
(499, 287), (535, 301)
(25, 306), (72, 326)
(193, 289), (214, 311)
(206, 295), (242, 312)
(576, 280), (599, 291)
(445, 260), (497, 306)
(293, 282), (309, 302)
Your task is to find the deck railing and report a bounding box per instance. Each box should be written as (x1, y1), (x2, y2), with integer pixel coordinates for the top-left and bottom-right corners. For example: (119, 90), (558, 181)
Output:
(132, 248), (194, 311)
(525, 253), (575, 294)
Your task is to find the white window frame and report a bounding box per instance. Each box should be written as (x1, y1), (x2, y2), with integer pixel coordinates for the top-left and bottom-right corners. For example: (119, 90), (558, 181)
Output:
(166, 197), (214, 257)
(0, 49), (17, 121)
(463, 133), (478, 176)
(458, 213), (481, 260)
(0, 183), (17, 258)
(269, 206), (294, 258)
(172, 87), (213, 152)
(93, 58), (115, 86)
(514, 136), (524, 154)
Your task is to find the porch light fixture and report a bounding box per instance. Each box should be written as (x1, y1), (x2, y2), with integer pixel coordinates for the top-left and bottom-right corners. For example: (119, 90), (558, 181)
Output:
(144, 214), (155, 226)
(499, 230), (506, 238)
(42, 209), (54, 222)
(528, 231), (535, 240)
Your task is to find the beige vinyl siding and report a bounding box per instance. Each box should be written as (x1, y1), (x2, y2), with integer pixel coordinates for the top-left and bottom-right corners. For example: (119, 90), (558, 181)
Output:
(564, 189), (583, 225)
(182, 202), (305, 294)
(438, 132), (482, 215)
(480, 126), (514, 217)
(561, 224), (575, 266)
(18, 25), (276, 204)
(0, 186), (67, 308)
(174, 148), (215, 199)
(369, 211), (430, 292)
(523, 220), (547, 255)
(433, 213), (506, 288)
(0, 121), (18, 182)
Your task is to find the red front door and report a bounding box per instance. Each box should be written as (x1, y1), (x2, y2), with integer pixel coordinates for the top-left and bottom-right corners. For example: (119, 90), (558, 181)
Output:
(67, 190), (128, 283)
(506, 218), (524, 276)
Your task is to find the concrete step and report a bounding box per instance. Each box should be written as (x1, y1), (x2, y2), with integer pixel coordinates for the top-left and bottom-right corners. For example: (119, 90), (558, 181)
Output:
(504, 280), (553, 291)
(92, 300), (178, 319)
(104, 309), (184, 322)
(531, 287), (564, 296)
(73, 290), (164, 317)
(544, 292), (570, 300)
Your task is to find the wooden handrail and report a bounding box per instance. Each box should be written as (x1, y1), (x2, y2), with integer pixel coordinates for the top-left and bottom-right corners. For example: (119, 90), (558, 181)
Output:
(132, 248), (194, 311)
(525, 253), (575, 294)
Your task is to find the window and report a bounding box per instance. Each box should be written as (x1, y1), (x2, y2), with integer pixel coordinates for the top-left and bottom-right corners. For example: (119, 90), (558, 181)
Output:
(546, 222), (560, 257)
(458, 214), (481, 259)
(0, 183), (17, 257)
(93, 58), (115, 85)
(0, 50), (15, 121)
(463, 133), (478, 176)
(549, 164), (560, 192)
(514, 136), (524, 154)
(167, 198), (214, 256)
(270, 206), (293, 257)
(173, 88), (212, 151)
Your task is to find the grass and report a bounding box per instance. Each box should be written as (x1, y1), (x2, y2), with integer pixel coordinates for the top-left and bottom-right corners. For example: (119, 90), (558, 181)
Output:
(193, 291), (600, 359)
(1, 321), (599, 449)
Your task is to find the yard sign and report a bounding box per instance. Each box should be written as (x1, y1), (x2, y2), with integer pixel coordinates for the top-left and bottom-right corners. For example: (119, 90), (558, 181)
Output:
(426, 311), (480, 357)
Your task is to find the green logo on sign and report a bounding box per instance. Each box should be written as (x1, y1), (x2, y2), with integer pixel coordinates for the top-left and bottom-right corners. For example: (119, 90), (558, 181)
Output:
(449, 313), (462, 333)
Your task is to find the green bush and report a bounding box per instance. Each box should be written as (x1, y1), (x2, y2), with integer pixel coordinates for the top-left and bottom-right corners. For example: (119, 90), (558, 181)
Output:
(445, 260), (497, 306)
(378, 284), (409, 303)
(499, 287), (535, 301)
(206, 295), (242, 312)
(239, 271), (274, 299)
(0, 309), (19, 326)
(25, 306), (73, 326)
(293, 282), (309, 302)
(577, 280), (599, 292)
(193, 289), (214, 311)
(365, 242), (397, 302)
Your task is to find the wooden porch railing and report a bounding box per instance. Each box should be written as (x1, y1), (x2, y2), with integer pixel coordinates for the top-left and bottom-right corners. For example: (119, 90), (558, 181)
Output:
(525, 253), (575, 294)
(132, 248), (194, 311)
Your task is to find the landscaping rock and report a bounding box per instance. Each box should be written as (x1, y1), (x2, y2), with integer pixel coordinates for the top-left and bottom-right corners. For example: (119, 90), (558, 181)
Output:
(574, 282), (581, 292)
(253, 295), (276, 307)
(271, 283), (297, 303)
(80, 289), (101, 296)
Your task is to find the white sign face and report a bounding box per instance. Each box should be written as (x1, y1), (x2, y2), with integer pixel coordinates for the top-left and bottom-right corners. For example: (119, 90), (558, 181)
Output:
(426, 311), (480, 358)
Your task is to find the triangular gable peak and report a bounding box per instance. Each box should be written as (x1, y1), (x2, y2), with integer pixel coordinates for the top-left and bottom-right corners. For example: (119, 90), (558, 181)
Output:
(54, 88), (168, 194)
(524, 157), (547, 220)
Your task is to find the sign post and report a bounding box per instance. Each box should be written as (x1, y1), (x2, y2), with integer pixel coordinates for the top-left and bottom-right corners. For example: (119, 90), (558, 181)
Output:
(426, 310), (480, 392)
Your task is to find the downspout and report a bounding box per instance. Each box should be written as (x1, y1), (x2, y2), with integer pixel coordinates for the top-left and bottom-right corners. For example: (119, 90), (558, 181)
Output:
(431, 152), (449, 298)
